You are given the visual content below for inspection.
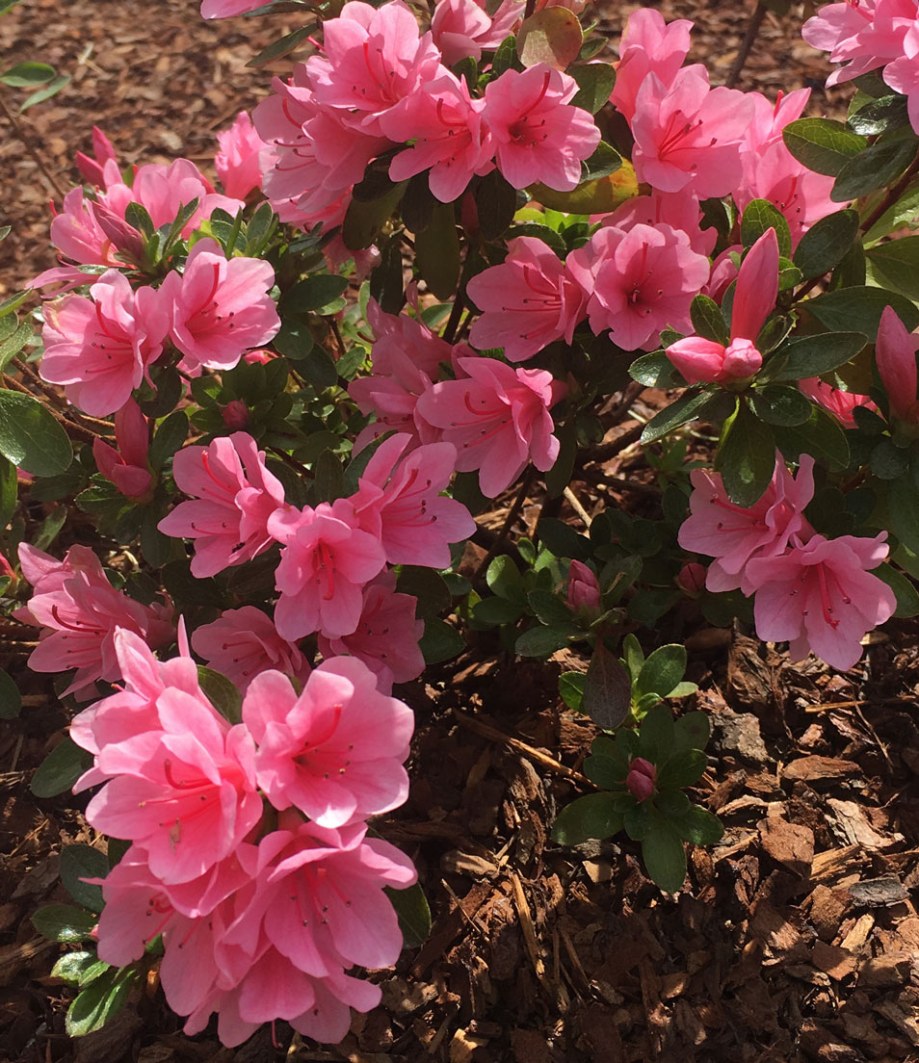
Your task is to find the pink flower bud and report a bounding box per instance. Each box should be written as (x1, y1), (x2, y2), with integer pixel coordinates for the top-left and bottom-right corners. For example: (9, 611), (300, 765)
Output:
(677, 562), (707, 596)
(567, 559), (601, 614)
(221, 399), (249, 430)
(626, 757), (657, 802)
(721, 337), (763, 380)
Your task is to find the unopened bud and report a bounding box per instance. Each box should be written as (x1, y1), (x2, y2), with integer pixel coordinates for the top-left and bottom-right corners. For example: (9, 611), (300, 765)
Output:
(567, 559), (601, 614)
(626, 757), (657, 802)
(221, 400), (249, 430)
(677, 562), (707, 597)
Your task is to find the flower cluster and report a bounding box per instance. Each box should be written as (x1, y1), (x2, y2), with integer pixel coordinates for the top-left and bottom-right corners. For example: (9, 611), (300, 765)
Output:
(71, 630), (416, 1046)
(679, 454), (896, 670)
(803, 0), (919, 133)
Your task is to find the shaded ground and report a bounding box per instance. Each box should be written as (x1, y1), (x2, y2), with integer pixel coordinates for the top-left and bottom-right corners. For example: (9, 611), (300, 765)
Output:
(0, 2), (917, 1062)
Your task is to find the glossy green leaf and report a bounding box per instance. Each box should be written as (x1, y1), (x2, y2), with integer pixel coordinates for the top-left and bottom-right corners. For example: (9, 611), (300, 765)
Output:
(740, 198), (792, 259)
(641, 821), (687, 892)
(782, 118), (866, 176)
(60, 845), (108, 913)
(32, 904), (97, 944)
(31, 737), (91, 798)
(386, 882), (431, 949)
(715, 400), (775, 506)
(793, 209), (859, 279)
(0, 390), (72, 477)
(65, 966), (139, 1037)
(0, 669), (21, 719)
(552, 793), (624, 845)
(764, 331), (867, 381)
(416, 201), (460, 299)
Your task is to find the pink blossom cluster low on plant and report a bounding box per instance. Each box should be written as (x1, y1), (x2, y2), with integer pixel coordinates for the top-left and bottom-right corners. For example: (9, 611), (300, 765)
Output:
(71, 630), (416, 1046)
(679, 454), (896, 670)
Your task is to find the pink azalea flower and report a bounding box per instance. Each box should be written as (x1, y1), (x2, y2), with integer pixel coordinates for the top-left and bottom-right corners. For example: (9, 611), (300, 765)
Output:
(884, 24), (919, 133)
(306, 0), (443, 137)
(101, 158), (243, 235)
(466, 236), (588, 362)
(268, 499), (387, 641)
(40, 271), (169, 416)
(17, 542), (106, 600)
(18, 551), (174, 700)
(74, 126), (118, 188)
(215, 111), (266, 199)
(381, 71), (494, 204)
(876, 303), (919, 423)
(415, 355), (564, 497)
(801, 0), (914, 87)
(611, 8), (693, 123)
(242, 656), (413, 824)
(665, 228), (779, 385)
(431, 0), (524, 63)
(92, 398), (154, 501)
(317, 572), (425, 691)
(746, 533), (896, 671)
(349, 301), (451, 452)
(566, 222), (710, 351)
(160, 239), (280, 373)
(482, 64), (601, 191)
(567, 559), (600, 613)
(192, 607), (313, 692)
(631, 66), (753, 198)
(678, 454), (816, 595)
(350, 432), (475, 568)
(49, 188), (124, 268)
(598, 187), (717, 258)
(158, 432), (288, 578)
(201, 0), (270, 16)
(798, 378), (877, 428)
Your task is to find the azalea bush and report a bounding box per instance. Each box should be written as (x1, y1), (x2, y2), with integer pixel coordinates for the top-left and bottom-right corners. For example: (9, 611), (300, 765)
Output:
(4, 0), (919, 1047)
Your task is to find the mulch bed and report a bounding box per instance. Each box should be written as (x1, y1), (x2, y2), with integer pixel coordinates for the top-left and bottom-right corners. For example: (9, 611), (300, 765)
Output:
(0, 1), (917, 1061)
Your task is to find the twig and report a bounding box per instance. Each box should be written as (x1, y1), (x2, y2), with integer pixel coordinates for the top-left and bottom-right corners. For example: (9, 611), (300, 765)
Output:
(452, 709), (595, 789)
(472, 467), (534, 580)
(726, 0), (768, 90)
(563, 485), (593, 528)
(1, 375), (98, 444)
(0, 92), (66, 200)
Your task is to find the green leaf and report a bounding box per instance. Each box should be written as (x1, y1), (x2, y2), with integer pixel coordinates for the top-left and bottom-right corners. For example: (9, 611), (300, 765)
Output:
(31, 737), (91, 798)
(385, 882), (431, 949)
(342, 178), (406, 250)
(638, 704), (675, 761)
(558, 670), (586, 712)
(0, 60), (55, 87)
(516, 7), (583, 70)
(782, 118), (866, 177)
(641, 821), (687, 892)
(657, 748), (707, 788)
(416, 201), (460, 299)
(51, 951), (109, 988)
(0, 669), (21, 719)
(806, 286), (919, 333)
(475, 170), (518, 240)
(65, 965), (138, 1037)
(369, 236), (405, 314)
(864, 180), (919, 243)
(875, 563), (919, 618)
(473, 596), (524, 625)
(582, 640), (631, 730)
(640, 389), (719, 445)
(715, 400), (775, 506)
(832, 131), (917, 202)
(583, 752), (624, 789)
(530, 160), (639, 216)
(636, 644), (687, 700)
(749, 385), (814, 427)
(793, 209), (860, 279)
(740, 198), (792, 259)
(870, 438), (909, 480)
(515, 624), (574, 657)
(20, 74), (70, 112)
(536, 517), (591, 560)
(246, 23), (316, 66)
(32, 904), (97, 944)
(0, 390), (73, 477)
(491, 35), (519, 76)
(420, 617), (465, 664)
(775, 405), (850, 470)
(0, 450), (15, 529)
(690, 293), (730, 345)
(866, 236), (919, 301)
(628, 349), (686, 388)
(397, 567), (452, 619)
(197, 666), (242, 725)
(671, 804), (724, 845)
(552, 793), (624, 845)
(527, 589), (572, 626)
(848, 93), (910, 135)
(581, 141), (621, 181)
(888, 474), (919, 554)
(299, 345), (339, 390)
(569, 62), (616, 113)
(0, 319), (33, 371)
(281, 274), (349, 314)
(673, 712), (710, 751)
(60, 845), (108, 913)
(764, 331), (867, 381)
(148, 410), (187, 470)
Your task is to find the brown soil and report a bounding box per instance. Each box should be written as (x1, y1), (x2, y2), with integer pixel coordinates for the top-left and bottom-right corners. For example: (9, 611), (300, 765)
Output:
(0, 2), (917, 1062)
